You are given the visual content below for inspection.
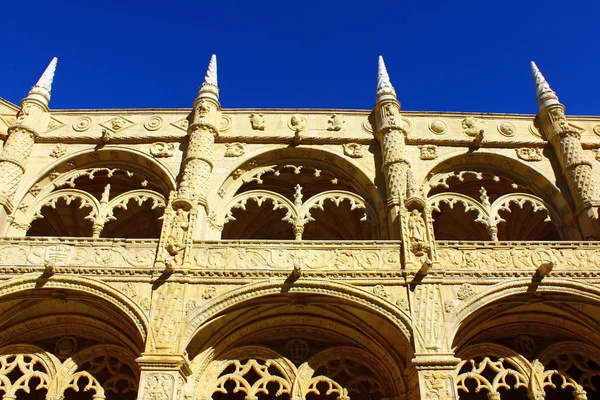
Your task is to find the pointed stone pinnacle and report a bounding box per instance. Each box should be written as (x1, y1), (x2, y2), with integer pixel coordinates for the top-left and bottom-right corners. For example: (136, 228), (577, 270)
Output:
(376, 55), (396, 102)
(204, 54), (218, 87)
(530, 61), (560, 109)
(198, 54), (219, 101)
(27, 57), (58, 106)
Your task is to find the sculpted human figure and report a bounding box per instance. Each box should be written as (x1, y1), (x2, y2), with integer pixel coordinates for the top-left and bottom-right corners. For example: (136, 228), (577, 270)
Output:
(409, 209), (426, 242)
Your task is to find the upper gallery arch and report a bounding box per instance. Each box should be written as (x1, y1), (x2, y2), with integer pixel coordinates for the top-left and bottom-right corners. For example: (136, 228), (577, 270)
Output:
(10, 147), (176, 239)
(421, 152), (579, 241)
(213, 147), (387, 240)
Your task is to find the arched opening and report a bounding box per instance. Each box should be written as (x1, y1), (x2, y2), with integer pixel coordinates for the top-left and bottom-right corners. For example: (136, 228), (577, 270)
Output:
(453, 291), (600, 399)
(426, 165), (565, 241)
(185, 289), (410, 400)
(17, 149), (173, 239)
(0, 282), (145, 399)
(219, 159), (380, 240)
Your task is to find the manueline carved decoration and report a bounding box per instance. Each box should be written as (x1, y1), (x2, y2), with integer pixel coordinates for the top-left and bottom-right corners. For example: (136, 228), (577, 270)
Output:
(372, 284), (389, 298)
(343, 143), (363, 158)
(224, 143), (245, 157)
(327, 114), (345, 131)
(498, 122), (516, 137)
(72, 117), (92, 132)
(516, 147), (543, 162)
(150, 142), (175, 158)
(413, 285), (446, 351)
(50, 144), (67, 158)
(289, 114), (307, 133)
(456, 283), (476, 300)
(429, 120), (447, 135)
(249, 113), (265, 130)
(594, 124), (600, 137)
(100, 116), (135, 133)
(144, 116), (163, 131)
(419, 145), (438, 160)
(461, 117), (485, 137)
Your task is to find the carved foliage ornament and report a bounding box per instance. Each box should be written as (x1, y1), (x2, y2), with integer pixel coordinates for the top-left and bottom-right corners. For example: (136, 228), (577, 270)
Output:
(327, 114), (345, 131)
(150, 142), (175, 158)
(419, 145), (438, 160)
(516, 147), (543, 162)
(224, 142), (245, 157)
(343, 143), (363, 158)
(249, 113), (265, 130)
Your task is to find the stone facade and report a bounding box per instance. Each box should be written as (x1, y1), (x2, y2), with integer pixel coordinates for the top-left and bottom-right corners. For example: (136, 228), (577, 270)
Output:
(0, 56), (598, 399)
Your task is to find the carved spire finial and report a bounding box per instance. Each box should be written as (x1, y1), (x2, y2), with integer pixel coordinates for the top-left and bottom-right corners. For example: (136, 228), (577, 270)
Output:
(198, 54), (219, 102)
(26, 57), (58, 107)
(376, 55), (397, 103)
(530, 61), (560, 109)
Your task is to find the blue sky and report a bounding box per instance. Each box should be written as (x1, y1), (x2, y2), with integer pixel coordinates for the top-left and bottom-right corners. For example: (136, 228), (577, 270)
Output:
(1, 0), (598, 114)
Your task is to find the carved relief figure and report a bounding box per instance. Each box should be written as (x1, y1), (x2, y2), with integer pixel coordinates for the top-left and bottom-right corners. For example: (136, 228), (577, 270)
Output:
(150, 142), (175, 158)
(461, 117), (485, 137)
(409, 209), (427, 242)
(327, 114), (345, 131)
(249, 113), (265, 130)
(165, 208), (189, 266)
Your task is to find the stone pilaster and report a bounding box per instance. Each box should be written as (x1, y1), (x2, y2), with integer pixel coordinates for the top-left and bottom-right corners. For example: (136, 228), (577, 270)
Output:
(136, 353), (191, 400)
(370, 56), (410, 240)
(0, 58), (57, 230)
(155, 55), (220, 271)
(531, 62), (600, 238)
(412, 355), (460, 400)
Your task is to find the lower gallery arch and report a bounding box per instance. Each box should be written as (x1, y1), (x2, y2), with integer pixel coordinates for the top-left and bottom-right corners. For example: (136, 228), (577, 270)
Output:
(183, 285), (411, 400)
(451, 280), (600, 400)
(0, 276), (147, 399)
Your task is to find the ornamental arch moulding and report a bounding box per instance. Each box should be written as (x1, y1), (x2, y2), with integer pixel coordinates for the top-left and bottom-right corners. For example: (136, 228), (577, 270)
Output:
(422, 152), (579, 241)
(450, 278), (600, 351)
(10, 147), (176, 238)
(212, 147), (387, 240)
(183, 279), (412, 356)
(0, 274), (150, 352)
(184, 283), (410, 400)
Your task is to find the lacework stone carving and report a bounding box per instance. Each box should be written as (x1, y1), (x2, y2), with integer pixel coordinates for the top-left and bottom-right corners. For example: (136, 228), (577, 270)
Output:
(0, 238), (157, 269)
(190, 241), (400, 271)
(436, 241), (600, 271)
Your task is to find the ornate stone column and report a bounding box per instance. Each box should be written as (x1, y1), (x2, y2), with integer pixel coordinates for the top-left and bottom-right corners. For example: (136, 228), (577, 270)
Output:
(531, 62), (600, 238)
(156, 55), (220, 271)
(370, 56), (410, 240)
(136, 353), (191, 400)
(411, 355), (461, 400)
(0, 58), (57, 230)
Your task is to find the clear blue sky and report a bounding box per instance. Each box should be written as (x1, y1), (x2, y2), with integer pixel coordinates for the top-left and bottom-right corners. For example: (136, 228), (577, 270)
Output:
(1, 0), (598, 114)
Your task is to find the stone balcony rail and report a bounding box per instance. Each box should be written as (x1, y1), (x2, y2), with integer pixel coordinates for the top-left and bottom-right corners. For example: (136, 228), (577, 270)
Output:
(0, 238), (598, 275)
(436, 241), (600, 273)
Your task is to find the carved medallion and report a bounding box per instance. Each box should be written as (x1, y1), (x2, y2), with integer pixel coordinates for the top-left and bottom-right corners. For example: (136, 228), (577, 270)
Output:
(55, 336), (77, 359)
(529, 123), (542, 139)
(343, 143), (363, 158)
(498, 122), (516, 137)
(361, 119), (373, 133)
(144, 116), (163, 131)
(219, 115), (233, 132)
(285, 339), (309, 363)
(429, 120), (447, 135)
(288, 114), (307, 132)
(73, 117), (92, 132)
(456, 283), (476, 300)
(594, 124), (600, 137)
(516, 147), (542, 162)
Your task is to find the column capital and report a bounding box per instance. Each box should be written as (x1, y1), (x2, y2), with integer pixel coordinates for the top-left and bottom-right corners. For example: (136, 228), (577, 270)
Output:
(137, 352), (192, 378)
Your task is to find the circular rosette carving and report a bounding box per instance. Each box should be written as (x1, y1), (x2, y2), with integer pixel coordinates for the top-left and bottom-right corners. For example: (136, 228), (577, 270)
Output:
(594, 125), (600, 137)
(144, 116), (163, 131)
(73, 117), (92, 132)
